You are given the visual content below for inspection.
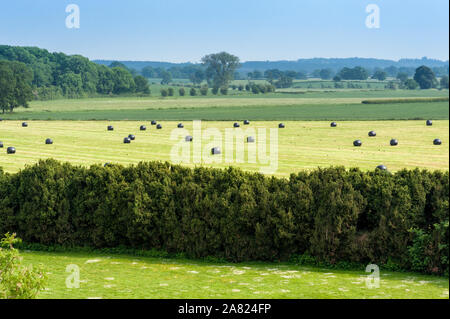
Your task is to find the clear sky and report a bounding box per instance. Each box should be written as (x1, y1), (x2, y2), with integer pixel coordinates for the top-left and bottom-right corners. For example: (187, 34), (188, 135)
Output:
(0, 0), (448, 62)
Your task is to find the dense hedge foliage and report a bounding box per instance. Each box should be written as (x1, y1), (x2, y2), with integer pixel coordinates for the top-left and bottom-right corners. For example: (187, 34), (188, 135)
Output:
(361, 97), (449, 104)
(0, 160), (448, 274)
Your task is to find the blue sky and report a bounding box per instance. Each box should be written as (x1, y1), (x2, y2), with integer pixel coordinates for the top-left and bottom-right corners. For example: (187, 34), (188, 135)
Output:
(0, 0), (448, 62)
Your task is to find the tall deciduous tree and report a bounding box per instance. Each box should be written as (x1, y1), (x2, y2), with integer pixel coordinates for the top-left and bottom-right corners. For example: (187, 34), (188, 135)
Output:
(189, 69), (205, 85)
(439, 75), (449, 89)
(414, 66), (436, 89)
(0, 61), (33, 113)
(372, 70), (387, 81)
(134, 75), (150, 94)
(160, 71), (172, 85)
(202, 52), (240, 89)
(0, 62), (15, 113)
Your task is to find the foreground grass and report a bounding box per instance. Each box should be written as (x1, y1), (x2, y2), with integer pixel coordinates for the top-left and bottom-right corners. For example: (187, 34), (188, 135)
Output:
(0, 120), (448, 175)
(21, 250), (449, 299)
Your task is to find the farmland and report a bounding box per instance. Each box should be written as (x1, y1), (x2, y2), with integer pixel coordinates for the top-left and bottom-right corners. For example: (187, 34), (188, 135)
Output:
(1, 87), (449, 301)
(0, 89), (448, 121)
(0, 119), (448, 175)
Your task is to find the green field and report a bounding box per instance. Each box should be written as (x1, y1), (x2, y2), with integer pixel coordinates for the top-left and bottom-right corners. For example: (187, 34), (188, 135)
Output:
(22, 250), (449, 299)
(0, 120), (448, 175)
(1, 89), (448, 121)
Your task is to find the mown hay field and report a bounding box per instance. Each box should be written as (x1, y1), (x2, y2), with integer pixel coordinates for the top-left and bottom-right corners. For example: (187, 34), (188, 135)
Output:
(1, 120), (448, 176)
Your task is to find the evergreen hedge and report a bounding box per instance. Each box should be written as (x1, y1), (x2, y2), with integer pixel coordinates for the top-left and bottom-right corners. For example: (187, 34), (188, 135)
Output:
(0, 160), (448, 274)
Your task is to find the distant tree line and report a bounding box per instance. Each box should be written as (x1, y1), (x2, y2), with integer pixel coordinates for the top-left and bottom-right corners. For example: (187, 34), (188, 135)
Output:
(1, 45), (448, 106)
(0, 45), (151, 101)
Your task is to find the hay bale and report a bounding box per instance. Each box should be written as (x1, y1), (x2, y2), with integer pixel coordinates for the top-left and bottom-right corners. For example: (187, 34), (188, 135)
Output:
(178, 123), (184, 128)
(244, 120), (250, 125)
(128, 134), (135, 140)
(390, 139), (398, 146)
(107, 125), (114, 131)
(0, 141), (3, 148)
(156, 124), (162, 129)
(185, 136), (193, 142)
(376, 165), (387, 171)
(22, 122), (28, 127)
(247, 136), (255, 143)
(45, 138), (53, 145)
(104, 163), (111, 167)
(330, 122), (337, 127)
(123, 137), (131, 144)
(140, 125), (146, 131)
(211, 147), (221, 155)
(7, 147), (16, 154)
(426, 120), (433, 126)
(151, 120), (157, 125)
(434, 139), (442, 145)
(234, 122), (240, 128)
(368, 131), (376, 137)
(279, 123), (285, 128)
(353, 140), (362, 147)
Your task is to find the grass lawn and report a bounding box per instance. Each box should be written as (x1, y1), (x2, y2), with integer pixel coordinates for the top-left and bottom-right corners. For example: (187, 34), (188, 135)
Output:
(0, 120), (448, 175)
(21, 250), (449, 299)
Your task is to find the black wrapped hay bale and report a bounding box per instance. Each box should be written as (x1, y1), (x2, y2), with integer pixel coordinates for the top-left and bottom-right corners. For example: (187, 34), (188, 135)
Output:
(279, 123), (285, 128)
(128, 134), (135, 140)
(426, 120), (433, 126)
(22, 122), (28, 127)
(234, 123), (240, 128)
(0, 141), (3, 148)
(123, 137), (131, 144)
(353, 140), (362, 147)
(7, 146), (16, 154)
(185, 136), (193, 142)
(151, 120), (157, 125)
(330, 122), (337, 127)
(368, 131), (376, 137)
(211, 147), (221, 155)
(178, 123), (184, 128)
(156, 124), (162, 129)
(104, 163), (111, 167)
(140, 125), (146, 131)
(433, 139), (442, 145)
(247, 136), (255, 143)
(244, 120), (250, 125)
(376, 165), (387, 171)
(390, 139), (398, 146)
(107, 125), (114, 131)
(45, 138), (53, 145)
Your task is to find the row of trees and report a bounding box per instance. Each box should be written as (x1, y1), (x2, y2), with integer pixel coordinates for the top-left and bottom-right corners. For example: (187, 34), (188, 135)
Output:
(160, 83), (276, 97)
(142, 64), (448, 86)
(0, 45), (151, 100)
